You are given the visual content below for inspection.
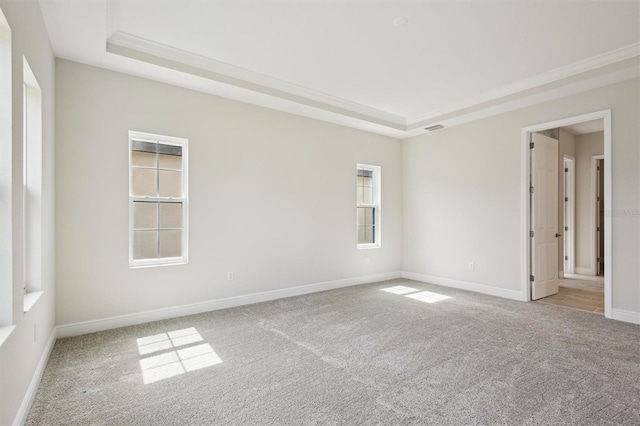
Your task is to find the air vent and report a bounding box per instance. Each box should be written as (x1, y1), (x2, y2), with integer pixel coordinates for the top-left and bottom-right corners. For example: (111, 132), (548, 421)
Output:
(424, 124), (444, 132)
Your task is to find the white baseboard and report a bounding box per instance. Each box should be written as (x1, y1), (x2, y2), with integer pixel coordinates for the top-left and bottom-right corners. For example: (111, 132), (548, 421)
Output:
(611, 308), (640, 325)
(13, 328), (57, 426)
(57, 271), (402, 338)
(402, 271), (525, 301)
(563, 273), (603, 282)
(574, 267), (595, 276)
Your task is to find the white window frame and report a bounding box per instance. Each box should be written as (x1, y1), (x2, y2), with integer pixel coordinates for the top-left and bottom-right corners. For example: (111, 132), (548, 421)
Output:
(356, 163), (381, 249)
(0, 7), (13, 332)
(129, 131), (189, 268)
(22, 57), (44, 312)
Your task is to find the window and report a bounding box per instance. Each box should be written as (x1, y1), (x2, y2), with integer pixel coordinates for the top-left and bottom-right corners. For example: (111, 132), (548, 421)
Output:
(0, 7), (11, 328)
(129, 131), (188, 267)
(22, 57), (43, 312)
(356, 164), (380, 249)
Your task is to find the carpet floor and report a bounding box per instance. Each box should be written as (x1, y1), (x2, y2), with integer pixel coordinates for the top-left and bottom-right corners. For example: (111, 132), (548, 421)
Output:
(27, 279), (640, 425)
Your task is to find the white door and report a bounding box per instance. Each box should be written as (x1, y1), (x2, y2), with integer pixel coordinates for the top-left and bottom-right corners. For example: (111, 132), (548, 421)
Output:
(531, 133), (559, 300)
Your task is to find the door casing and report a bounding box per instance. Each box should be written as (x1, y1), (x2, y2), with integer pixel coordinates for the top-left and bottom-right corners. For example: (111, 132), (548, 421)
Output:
(520, 110), (612, 318)
(563, 156), (575, 275)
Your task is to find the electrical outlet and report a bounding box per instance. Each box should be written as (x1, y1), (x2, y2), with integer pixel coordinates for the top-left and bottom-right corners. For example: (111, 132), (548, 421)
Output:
(227, 271), (234, 281)
(469, 262), (475, 271)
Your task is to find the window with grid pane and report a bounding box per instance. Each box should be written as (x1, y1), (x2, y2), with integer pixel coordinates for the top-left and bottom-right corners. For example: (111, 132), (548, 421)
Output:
(129, 131), (188, 267)
(356, 164), (380, 248)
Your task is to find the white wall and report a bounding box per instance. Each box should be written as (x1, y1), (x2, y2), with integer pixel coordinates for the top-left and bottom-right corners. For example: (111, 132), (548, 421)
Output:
(574, 131), (604, 274)
(403, 78), (640, 314)
(558, 128), (576, 275)
(0, 1), (56, 424)
(55, 59), (402, 326)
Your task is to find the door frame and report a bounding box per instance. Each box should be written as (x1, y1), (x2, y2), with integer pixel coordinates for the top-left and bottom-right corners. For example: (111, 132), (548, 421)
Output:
(563, 155), (575, 275)
(591, 155), (605, 276)
(520, 109), (612, 318)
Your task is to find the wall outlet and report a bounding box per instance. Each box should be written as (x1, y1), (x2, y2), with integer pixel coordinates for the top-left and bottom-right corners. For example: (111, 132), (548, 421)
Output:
(227, 271), (234, 281)
(469, 262), (475, 271)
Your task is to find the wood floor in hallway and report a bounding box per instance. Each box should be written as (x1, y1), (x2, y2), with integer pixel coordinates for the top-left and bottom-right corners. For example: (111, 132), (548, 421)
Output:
(536, 277), (604, 314)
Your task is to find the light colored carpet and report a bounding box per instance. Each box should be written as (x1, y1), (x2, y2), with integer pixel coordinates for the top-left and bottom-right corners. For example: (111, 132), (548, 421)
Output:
(27, 279), (640, 425)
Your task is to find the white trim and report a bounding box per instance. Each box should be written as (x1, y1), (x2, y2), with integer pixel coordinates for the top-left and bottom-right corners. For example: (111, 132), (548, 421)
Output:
(0, 324), (16, 348)
(563, 273), (604, 282)
(22, 57), (43, 296)
(107, 31), (406, 129)
(356, 163), (381, 249)
(408, 43), (640, 125)
(128, 131), (189, 268)
(23, 290), (44, 313)
(521, 110), (612, 318)
(563, 156), (575, 274)
(408, 64), (638, 137)
(57, 271), (402, 338)
(13, 327), (57, 426)
(610, 309), (640, 325)
(104, 28), (639, 140)
(591, 154), (605, 277)
(401, 271), (525, 301)
(0, 7), (12, 328)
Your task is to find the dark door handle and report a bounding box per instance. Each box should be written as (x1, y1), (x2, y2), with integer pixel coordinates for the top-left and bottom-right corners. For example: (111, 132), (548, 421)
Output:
(555, 233), (562, 238)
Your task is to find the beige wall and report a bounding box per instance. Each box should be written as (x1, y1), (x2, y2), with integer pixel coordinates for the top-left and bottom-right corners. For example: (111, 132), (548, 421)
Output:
(403, 78), (640, 313)
(0, 1), (56, 424)
(55, 59), (403, 326)
(558, 128), (576, 274)
(574, 131), (604, 274)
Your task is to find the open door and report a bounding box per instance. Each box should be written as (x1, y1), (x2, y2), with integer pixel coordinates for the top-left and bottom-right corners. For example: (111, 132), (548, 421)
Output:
(531, 133), (559, 300)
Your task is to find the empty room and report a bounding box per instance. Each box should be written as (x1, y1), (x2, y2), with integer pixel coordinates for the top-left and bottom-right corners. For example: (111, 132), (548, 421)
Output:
(1, 0), (639, 424)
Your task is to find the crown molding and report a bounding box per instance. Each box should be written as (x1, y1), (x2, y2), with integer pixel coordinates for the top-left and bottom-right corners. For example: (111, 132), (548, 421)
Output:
(106, 30), (639, 138)
(407, 43), (640, 126)
(106, 30), (406, 130)
(401, 63), (639, 139)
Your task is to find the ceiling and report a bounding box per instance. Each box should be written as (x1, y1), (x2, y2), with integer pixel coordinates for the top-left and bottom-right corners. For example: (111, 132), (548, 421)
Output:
(562, 119), (604, 136)
(38, 0), (640, 138)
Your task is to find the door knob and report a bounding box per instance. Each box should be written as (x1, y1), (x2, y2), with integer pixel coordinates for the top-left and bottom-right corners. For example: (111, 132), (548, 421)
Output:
(555, 233), (562, 238)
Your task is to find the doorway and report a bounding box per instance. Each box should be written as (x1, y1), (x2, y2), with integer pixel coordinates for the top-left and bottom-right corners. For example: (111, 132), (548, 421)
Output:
(521, 110), (611, 318)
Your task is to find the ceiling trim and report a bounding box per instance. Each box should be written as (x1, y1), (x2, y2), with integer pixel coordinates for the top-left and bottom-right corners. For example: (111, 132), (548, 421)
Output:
(106, 30), (407, 130)
(405, 42), (640, 126)
(403, 63), (639, 139)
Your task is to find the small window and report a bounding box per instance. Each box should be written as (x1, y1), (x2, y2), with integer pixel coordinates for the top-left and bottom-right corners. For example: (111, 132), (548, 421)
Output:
(129, 131), (188, 268)
(356, 164), (381, 249)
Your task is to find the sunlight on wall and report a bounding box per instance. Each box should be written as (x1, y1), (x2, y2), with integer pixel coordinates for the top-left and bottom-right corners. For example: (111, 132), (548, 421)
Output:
(380, 286), (452, 304)
(136, 327), (222, 384)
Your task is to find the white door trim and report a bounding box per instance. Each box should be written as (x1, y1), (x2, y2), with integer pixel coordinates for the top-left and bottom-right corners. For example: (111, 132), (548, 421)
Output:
(521, 109), (612, 318)
(591, 155), (605, 277)
(563, 156), (575, 275)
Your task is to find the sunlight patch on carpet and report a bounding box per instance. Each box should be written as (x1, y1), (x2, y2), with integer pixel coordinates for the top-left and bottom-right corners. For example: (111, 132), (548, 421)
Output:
(380, 286), (419, 295)
(137, 328), (222, 384)
(405, 291), (451, 304)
